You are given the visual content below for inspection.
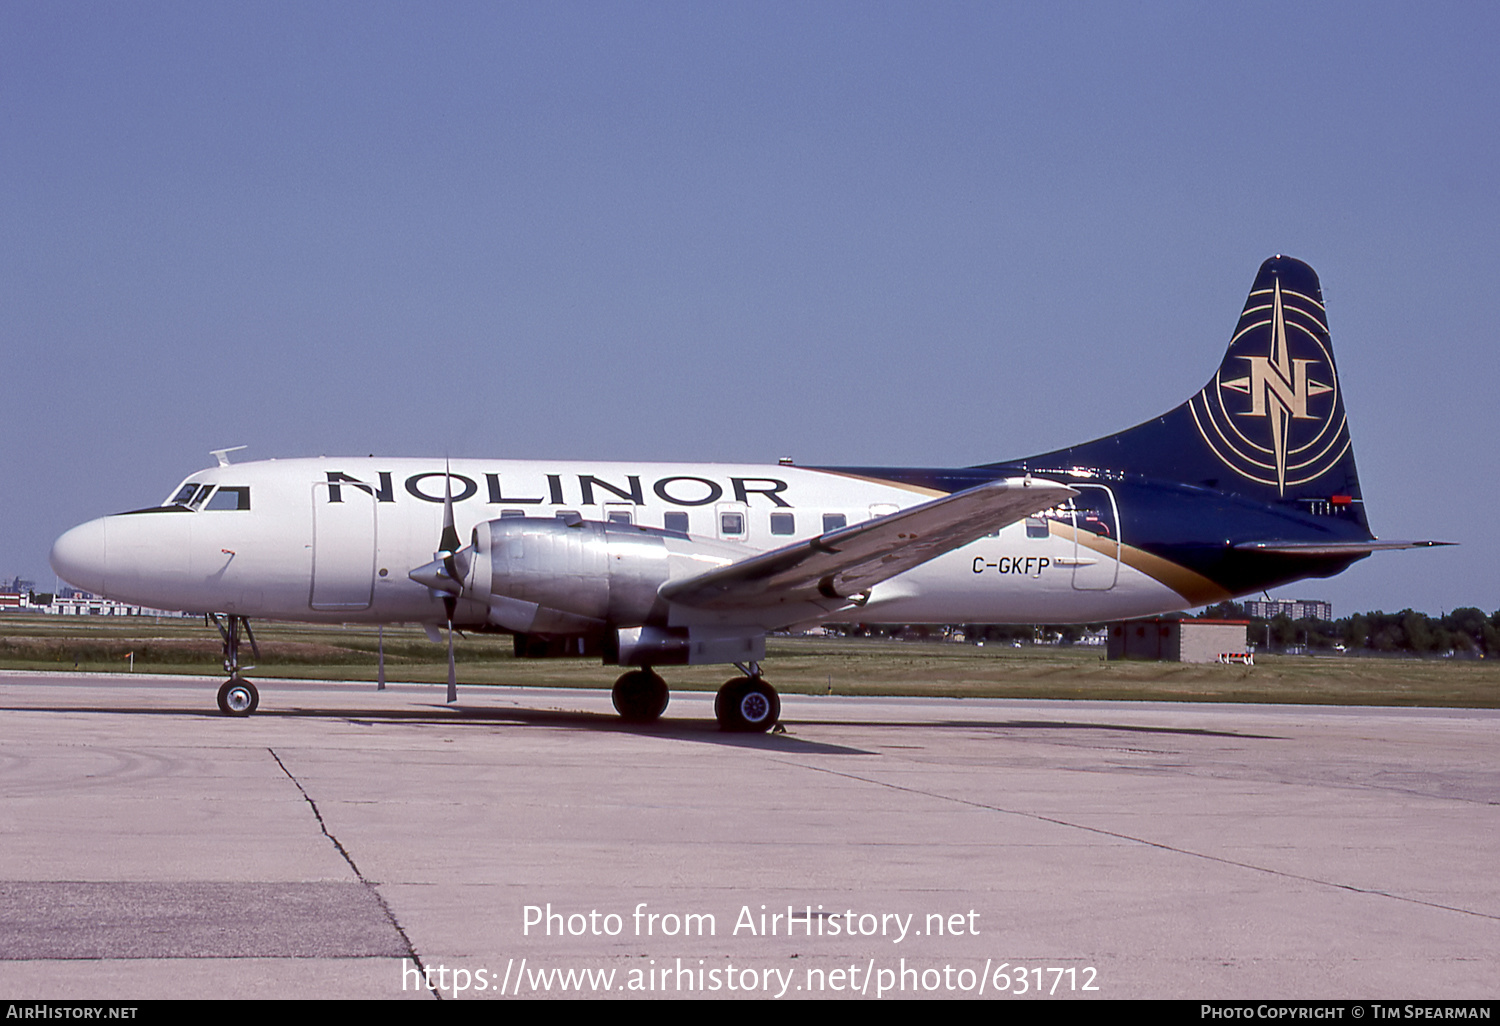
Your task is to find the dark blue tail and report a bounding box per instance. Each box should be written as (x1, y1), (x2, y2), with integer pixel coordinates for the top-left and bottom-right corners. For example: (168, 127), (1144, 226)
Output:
(986, 256), (1370, 534)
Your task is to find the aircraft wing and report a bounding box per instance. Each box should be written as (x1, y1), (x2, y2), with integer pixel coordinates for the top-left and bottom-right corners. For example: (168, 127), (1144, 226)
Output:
(661, 477), (1076, 612)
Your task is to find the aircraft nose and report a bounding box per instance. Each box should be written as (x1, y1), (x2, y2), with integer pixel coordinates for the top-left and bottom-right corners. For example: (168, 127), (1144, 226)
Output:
(50, 518), (108, 594)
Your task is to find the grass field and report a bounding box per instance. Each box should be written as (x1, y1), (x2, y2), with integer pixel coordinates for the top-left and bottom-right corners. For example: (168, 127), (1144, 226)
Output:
(1, 614), (1495, 708)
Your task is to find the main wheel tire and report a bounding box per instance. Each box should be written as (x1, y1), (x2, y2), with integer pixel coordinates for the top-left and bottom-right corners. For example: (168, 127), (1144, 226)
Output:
(716, 676), (779, 733)
(612, 669), (669, 723)
(714, 679), (733, 723)
(217, 679), (259, 717)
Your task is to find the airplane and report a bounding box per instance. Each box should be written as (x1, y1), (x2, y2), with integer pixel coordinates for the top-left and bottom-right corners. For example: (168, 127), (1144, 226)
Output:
(48, 256), (1444, 731)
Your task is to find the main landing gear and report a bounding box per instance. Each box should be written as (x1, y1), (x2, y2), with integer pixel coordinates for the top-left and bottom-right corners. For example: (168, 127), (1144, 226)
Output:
(614, 663), (779, 733)
(210, 614), (260, 717)
(612, 669), (670, 723)
(715, 671), (780, 733)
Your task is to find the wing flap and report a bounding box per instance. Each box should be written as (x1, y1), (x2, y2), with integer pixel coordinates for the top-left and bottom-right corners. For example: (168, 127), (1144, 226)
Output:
(662, 477), (1075, 612)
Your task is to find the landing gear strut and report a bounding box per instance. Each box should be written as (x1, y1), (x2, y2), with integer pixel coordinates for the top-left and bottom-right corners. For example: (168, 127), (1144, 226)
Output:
(715, 667), (780, 733)
(210, 614), (260, 717)
(612, 669), (670, 724)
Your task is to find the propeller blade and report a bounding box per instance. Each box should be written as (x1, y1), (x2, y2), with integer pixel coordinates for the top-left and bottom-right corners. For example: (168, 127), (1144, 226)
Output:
(446, 619), (458, 704)
(439, 460), (461, 578)
(433, 462), (460, 704)
(377, 624), (385, 691)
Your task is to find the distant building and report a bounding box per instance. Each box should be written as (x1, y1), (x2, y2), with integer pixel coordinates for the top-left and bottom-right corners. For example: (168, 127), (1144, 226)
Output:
(1244, 598), (1332, 621)
(1108, 619), (1250, 663)
(41, 591), (193, 618)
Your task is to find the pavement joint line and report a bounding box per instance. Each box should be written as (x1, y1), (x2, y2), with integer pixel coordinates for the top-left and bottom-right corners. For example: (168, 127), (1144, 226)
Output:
(779, 758), (1500, 923)
(267, 746), (440, 999)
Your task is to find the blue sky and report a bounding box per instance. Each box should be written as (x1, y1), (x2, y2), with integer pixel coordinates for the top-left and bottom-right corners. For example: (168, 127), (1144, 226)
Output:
(4, 2), (1496, 616)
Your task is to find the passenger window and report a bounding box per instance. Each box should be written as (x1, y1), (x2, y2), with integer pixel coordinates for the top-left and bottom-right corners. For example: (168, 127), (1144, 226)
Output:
(822, 513), (847, 532)
(500, 509), (526, 519)
(663, 511), (689, 533)
(204, 487), (250, 511)
(1025, 517), (1049, 539)
(770, 512), (795, 535)
(720, 512), (745, 536)
(607, 510), (633, 524)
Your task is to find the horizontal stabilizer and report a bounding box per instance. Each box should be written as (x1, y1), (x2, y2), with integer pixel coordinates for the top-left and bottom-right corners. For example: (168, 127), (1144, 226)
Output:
(663, 477), (1075, 612)
(1233, 539), (1455, 557)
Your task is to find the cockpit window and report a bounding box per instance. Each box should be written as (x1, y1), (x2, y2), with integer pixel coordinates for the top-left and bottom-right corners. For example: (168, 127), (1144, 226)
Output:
(204, 486), (250, 511)
(156, 482), (249, 512)
(121, 480), (225, 516)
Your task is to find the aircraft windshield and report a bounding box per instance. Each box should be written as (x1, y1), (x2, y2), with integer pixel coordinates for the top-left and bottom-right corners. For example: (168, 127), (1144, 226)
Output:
(204, 487), (250, 511)
(160, 482), (249, 511)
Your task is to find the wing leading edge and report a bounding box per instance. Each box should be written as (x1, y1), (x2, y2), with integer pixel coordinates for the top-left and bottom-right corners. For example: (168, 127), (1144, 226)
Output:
(662, 477), (1076, 613)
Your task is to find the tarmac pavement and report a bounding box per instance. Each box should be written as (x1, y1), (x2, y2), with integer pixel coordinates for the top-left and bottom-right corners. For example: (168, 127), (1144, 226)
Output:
(1, 670), (1495, 1000)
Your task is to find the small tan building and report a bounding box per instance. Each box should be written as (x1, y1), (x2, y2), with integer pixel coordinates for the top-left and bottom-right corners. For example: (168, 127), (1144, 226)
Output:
(1107, 619), (1250, 663)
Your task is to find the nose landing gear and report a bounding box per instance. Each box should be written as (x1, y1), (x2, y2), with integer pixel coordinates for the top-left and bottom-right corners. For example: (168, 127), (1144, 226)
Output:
(216, 678), (259, 716)
(210, 614), (260, 717)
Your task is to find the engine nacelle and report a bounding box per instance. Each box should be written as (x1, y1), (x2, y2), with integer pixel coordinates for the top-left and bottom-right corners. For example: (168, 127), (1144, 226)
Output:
(467, 518), (672, 628)
(416, 516), (769, 665)
(610, 625), (765, 667)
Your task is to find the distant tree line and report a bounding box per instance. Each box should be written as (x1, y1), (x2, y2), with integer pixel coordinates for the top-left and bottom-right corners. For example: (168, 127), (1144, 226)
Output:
(829, 605), (1500, 657)
(832, 623), (1103, 644)
(1197, 602), (1500, 657)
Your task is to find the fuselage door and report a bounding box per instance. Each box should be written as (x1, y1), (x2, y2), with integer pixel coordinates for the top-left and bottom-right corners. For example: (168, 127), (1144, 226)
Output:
(1070, 484), (1120, 591)
(310, 482), (376, 610)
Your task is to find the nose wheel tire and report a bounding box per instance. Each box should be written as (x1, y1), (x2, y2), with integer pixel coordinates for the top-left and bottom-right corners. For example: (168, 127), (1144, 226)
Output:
(217, 679), (259, 717)
(612, 669), (669, 723)
(715, 676), (779, 733)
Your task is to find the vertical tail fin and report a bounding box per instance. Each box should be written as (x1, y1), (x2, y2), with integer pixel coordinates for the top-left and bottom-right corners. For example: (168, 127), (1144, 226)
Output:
(993, 256), (1369, 532)
(1188, 257), (1356, 504)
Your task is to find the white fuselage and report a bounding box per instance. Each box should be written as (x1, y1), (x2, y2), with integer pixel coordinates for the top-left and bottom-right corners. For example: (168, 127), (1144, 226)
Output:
(51, 457), (1191, 628)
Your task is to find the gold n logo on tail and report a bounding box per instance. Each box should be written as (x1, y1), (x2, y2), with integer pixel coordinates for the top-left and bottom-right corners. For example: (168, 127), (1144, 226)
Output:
(1189, 275), (1348, 496)
(1218, 281), (1334, 491)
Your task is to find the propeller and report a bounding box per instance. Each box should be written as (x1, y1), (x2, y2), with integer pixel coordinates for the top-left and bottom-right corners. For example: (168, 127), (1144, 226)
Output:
(408, 462), (472, 704)
(438, 467), (460, 703)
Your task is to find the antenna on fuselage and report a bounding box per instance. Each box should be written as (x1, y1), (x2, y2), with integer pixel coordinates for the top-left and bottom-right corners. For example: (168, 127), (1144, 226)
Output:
(210, 446), (248, 467)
